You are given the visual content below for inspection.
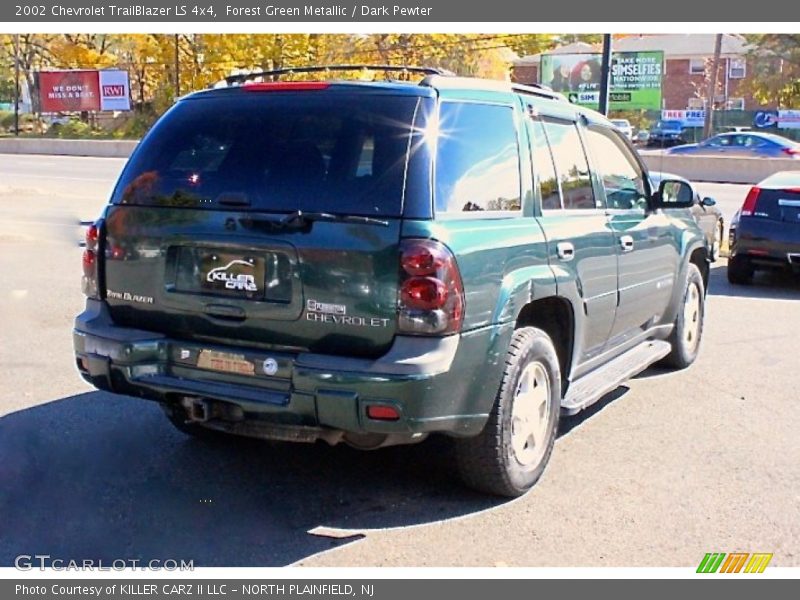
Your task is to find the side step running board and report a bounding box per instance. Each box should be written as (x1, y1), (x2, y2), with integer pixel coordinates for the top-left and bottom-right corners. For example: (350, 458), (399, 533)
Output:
(561, 340), (672, 416)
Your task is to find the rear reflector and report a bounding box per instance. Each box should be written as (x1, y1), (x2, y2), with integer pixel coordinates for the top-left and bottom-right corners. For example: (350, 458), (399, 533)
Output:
(242, 81), (330, 92)
(366, 405), (400, 421)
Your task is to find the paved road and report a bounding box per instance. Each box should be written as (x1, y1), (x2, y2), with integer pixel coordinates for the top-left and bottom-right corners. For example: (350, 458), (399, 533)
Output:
(1, 154), (798, 568)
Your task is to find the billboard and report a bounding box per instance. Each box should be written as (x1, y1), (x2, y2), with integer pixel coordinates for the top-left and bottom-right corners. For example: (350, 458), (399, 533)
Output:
(778, 110), (800, 129)
(540, 51), (663, 111)
(37, 70), (131, 112)
(662, 109), (706, 128)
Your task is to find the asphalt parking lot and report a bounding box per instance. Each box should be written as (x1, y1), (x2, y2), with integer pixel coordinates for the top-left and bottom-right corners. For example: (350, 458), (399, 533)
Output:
(0, 154), (798, 567)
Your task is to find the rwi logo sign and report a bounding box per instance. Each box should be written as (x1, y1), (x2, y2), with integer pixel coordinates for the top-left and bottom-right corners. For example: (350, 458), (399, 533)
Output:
(102, 85), (125, 97)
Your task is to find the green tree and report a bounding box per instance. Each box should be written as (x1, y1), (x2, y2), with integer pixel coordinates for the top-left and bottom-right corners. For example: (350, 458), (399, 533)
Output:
(743, 34), (800, 107)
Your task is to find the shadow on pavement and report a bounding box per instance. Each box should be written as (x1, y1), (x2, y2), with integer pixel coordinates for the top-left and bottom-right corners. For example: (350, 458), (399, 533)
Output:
(0, 392), (502, 567)
(708, 262), (800, 300)
(558, 386), (629, 438)
(0, 373), (641, 567)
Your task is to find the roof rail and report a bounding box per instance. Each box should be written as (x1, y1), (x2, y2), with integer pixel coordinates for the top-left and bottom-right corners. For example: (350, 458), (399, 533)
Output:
(511, 82), (568, 102)
(222, 64), (454, 86)
(418, 75), (568, 103)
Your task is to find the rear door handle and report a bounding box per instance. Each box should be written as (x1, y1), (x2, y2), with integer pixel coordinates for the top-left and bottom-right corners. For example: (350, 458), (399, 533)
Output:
(556, 241), (575, 261)
(204, 304), (247, 322)
(619, 235), (634, 253)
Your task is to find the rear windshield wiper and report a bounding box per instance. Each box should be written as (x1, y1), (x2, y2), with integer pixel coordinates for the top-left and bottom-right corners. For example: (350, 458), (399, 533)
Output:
(240, 210), (389, 231)
(216, 192), (252, 207)
(280, 210), (389, 227)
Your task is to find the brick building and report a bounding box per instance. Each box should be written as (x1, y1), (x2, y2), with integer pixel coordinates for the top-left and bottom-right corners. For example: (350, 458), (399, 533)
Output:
(512, 34), (775, 112)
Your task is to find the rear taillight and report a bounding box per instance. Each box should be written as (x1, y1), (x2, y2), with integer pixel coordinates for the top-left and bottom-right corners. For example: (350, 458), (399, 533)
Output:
(741, 187), (761, 216)
(782, 147), (800, 156)
(398, 239), (464, 335)
(82, 222), (101, 298)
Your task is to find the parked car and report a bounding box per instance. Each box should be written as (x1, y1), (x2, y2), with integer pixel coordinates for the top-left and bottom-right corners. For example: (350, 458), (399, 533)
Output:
(647, 119), (687, 147)
(728, 170), (800, 284)
(74, 65), (709, 497)
(650, 171), (725, 261)
(667, 132), (800, 158)
(635, 129), (650, 146)
(610, 118), (634, 141)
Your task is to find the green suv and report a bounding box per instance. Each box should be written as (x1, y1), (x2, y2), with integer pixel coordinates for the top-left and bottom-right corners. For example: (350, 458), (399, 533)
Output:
(74, 66), (708, 497)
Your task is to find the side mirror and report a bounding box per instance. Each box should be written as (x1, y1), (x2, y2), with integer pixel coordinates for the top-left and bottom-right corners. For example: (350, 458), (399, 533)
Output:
(653, 179), (694, 209)
(701, 196), (717, 207)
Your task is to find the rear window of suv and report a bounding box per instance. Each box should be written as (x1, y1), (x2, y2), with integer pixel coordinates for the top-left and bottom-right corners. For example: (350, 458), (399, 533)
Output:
(111, 92), (428, 217)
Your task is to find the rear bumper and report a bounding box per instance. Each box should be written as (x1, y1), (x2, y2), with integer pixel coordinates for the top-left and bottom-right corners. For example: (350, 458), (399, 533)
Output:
(730, 233), (800, 271)
(73, 300), (512, 440)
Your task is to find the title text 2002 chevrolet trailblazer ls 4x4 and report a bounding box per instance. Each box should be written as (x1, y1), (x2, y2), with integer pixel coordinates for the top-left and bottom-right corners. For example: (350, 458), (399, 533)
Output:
(74, 66), (709, 497)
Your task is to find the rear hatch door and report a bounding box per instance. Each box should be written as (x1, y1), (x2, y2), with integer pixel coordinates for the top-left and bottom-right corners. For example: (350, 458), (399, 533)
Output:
(102, 88), (432, 358)
(740, 187), (800, 256)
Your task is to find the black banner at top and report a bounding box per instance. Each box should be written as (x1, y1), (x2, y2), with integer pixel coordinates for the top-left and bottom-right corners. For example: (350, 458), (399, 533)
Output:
(3, 0), (800, 22)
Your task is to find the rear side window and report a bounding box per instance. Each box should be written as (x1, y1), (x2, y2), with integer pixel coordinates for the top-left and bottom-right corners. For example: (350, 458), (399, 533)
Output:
(542, 120), (598, 210)
(435, 102), (521, 213)
(111, 93), (426, 217)
(529, 119), (561, 210)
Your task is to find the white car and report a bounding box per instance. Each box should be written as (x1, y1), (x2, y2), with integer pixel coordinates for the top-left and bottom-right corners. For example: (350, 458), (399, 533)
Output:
(610, 119), (634, 141)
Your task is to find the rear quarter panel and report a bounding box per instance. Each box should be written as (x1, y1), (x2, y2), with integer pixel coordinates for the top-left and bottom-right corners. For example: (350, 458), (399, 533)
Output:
(401, 217), (556, 331)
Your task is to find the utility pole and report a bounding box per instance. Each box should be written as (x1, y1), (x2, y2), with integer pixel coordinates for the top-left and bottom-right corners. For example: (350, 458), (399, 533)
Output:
(598, 34), (612, 116)
(174, 34), (180, 98)
(13, 34), (20, 136)
(703, 34), (723, 139)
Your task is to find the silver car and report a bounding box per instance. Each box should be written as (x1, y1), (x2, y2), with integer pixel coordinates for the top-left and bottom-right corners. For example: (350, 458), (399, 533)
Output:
(610, 118), (634, 141)
(650, 171), (725, 261)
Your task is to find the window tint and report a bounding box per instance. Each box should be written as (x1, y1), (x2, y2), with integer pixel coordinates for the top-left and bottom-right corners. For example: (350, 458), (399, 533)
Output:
(742, 135), (767, 148)
(529, 119), (561, 210)
(542, 120), (597, 210)
(585, 127), (648, 210)
(112, 93), (425, 217)
(706, 136), (731, 147)
(435, 102), (521, 213)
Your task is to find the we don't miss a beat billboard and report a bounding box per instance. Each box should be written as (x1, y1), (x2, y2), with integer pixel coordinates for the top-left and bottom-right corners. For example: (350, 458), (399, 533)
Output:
(540, 51), (663, 111)
(36, 69), (131, 112)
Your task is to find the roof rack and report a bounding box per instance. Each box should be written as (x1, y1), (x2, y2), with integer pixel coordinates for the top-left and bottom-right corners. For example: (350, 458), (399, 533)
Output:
(511, 82), (568, 102)
(222, 64), (454, 86)
(418, 75), (568, 103)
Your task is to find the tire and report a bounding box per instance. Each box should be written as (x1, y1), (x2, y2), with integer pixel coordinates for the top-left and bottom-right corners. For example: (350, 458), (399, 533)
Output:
(662, 263), (705, 369)
(710, 220), (724, 262)
(453, 327), (561, 497)
(727, 255), (754, 285)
